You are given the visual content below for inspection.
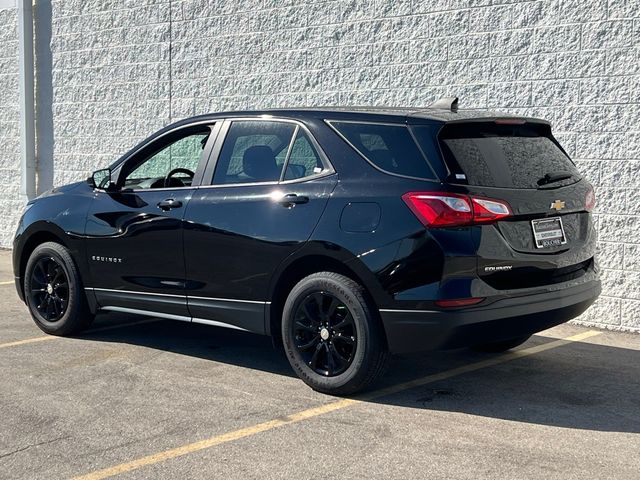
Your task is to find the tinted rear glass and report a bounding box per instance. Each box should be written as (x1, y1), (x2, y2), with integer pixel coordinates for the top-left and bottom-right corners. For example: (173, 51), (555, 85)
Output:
(331, 122), (435, 179)
(428, 123), (580, 189)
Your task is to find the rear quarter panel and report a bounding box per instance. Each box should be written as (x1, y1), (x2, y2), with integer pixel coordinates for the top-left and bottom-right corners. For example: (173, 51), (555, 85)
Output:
(300, 121), (477, 309)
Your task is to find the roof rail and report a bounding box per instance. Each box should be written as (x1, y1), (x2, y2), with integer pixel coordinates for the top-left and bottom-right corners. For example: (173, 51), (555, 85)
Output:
(428, 96), (459, 112)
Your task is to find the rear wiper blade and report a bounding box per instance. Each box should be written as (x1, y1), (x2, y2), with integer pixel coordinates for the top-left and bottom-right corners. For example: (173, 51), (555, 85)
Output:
(537, 171), (574, 186)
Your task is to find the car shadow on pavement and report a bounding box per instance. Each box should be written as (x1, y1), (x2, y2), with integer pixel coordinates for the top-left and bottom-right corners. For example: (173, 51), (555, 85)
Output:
(80, 314), (640, 435)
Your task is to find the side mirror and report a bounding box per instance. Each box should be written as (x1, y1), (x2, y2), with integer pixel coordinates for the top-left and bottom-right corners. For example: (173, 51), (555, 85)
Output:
(88, 168), (115, 191)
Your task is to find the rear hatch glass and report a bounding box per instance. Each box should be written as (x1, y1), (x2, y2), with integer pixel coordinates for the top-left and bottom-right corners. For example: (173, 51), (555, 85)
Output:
(425, 122), (581, 189)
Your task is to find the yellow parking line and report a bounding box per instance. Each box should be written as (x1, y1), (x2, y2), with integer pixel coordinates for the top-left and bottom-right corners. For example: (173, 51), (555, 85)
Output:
(362, 329), (602, 400)
(0, 319), (159, 350)
(73, 399), (359, 480)
(72, 329), (602, 480)
(0, 280), (14, 285)
(0, 335), (57, 349)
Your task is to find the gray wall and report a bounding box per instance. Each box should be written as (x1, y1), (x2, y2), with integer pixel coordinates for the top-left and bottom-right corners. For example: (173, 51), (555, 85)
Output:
(0, 0), (639, 331)
(0, 6), (23, 247)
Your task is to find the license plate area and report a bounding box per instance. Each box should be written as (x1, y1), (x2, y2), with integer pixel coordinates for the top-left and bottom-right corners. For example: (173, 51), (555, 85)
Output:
(531, 217), (567, 248)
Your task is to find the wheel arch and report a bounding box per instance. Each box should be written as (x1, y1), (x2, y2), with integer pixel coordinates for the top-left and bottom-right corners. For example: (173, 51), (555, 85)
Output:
(266, 252), (388, 350)
(16, 225), (70, 300)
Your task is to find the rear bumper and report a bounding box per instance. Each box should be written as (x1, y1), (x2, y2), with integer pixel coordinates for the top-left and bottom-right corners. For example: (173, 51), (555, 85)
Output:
(380, 279), (601, 354)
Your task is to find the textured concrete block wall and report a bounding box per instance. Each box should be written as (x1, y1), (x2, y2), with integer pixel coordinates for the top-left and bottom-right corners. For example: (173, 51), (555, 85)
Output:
(0, 6), (21, 247)
(1, 0), (639, 330)
(49, 0), (172, 186)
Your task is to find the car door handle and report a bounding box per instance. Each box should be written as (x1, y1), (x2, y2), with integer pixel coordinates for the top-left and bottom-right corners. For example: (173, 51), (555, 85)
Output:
(157, 198), (183, 211)
(277, 193), (309, 207)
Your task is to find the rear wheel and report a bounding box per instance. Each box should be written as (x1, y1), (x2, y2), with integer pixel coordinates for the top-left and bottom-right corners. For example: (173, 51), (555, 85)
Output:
(282, 272), (388, 395)
(24, 242), (94, 336)
(473, 335), (531, 353)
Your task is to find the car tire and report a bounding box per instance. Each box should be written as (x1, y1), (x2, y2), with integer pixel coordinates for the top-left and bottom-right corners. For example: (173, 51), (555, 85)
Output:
(24, 242), (94, 336)
(472, 335), (531, 353)
(282, 272), (388, 396)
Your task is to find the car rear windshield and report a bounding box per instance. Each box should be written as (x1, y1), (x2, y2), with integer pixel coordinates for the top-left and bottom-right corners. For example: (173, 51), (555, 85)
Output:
(330, 121), (436, 179)
(425, 122), (580, 189)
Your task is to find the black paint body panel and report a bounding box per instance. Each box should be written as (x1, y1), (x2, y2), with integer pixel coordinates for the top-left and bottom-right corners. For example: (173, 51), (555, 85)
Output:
(85, 188), (195, 316)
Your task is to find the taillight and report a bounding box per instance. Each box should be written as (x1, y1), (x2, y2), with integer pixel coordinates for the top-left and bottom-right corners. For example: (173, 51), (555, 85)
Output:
(402, 192), (512, 227)
(471, 197), (512, 223)
(401, 193), (472, 226)
(585, 185), (596, 212)
(434, 297), (485, 308)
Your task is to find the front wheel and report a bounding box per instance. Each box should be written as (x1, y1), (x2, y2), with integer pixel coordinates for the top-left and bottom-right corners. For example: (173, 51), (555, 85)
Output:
(24, 242), (94, 336)
(281, 272), (388, 395)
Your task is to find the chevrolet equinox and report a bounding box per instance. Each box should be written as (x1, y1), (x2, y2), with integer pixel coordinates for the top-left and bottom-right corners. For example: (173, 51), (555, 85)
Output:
(13, 98), (601, 394)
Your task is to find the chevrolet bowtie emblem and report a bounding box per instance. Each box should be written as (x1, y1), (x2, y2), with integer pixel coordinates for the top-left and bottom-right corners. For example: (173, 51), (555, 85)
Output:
(550, 200), (566, 211)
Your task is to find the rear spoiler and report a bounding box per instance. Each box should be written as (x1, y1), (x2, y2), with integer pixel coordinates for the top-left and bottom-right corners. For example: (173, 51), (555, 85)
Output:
(412, 96), (551, 126)
(442, 116), (551, 126)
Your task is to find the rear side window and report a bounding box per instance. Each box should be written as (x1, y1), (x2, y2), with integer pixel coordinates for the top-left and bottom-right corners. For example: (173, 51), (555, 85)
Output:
(284, 130), (325, 180)
(330, 122), (435, 179)
(213, 121), (295, 184)
(426, 123), (580, 189)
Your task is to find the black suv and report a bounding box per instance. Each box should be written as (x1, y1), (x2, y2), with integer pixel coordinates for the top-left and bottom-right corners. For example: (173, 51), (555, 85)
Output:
(13, 99), (600, 394)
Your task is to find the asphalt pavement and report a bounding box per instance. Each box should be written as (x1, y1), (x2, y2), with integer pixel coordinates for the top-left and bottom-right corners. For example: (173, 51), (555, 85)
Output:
(0, 250), (639, 479)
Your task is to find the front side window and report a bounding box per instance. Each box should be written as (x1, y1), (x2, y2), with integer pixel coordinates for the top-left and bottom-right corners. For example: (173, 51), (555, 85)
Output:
(213, 121), (296, 184)
(122, 127), (211, 190)
(330, 122), (435, 179)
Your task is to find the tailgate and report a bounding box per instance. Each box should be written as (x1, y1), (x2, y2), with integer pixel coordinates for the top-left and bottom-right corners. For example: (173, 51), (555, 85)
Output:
(415, 119), (597, 290)
(468, 181), (597, 290)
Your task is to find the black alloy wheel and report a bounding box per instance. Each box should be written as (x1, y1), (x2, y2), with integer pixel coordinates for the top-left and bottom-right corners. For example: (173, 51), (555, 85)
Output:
(293, 291), (357, 377)
(29, 256), (69, 322)
(24, 242), (94, 336)
(282, 272), (388, 395)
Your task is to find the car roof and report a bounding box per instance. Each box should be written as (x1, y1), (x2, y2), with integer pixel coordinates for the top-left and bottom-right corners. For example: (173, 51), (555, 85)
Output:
(171, 106), (549, 128)
(111, 105), (550, 170)
(263, 106), (533, 123)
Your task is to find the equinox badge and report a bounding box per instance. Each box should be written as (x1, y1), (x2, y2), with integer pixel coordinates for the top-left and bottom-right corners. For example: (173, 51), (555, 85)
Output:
(550, 200), (566, 211)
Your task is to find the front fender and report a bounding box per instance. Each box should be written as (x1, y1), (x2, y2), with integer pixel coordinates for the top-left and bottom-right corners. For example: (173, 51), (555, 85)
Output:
(13, 181), (95, 300)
